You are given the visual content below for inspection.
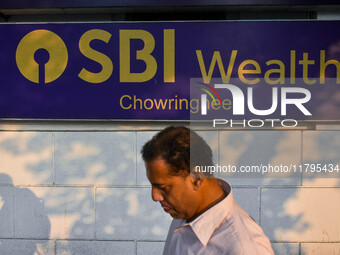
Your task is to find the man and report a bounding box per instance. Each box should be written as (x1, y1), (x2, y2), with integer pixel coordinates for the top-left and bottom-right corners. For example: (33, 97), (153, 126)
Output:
(141, 126), (274, 255)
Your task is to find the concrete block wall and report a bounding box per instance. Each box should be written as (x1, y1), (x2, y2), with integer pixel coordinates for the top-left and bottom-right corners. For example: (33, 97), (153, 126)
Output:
(0, 122), (339, 255)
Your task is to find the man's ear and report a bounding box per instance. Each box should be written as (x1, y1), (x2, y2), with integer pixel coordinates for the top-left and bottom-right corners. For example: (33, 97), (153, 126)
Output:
(190, 170), (204, 190)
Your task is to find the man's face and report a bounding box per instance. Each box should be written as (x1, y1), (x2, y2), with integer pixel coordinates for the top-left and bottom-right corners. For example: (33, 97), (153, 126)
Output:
(145, 159), (200, 220)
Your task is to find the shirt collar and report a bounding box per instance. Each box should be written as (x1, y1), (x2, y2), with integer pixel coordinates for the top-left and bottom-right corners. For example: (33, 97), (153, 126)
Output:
(179, 179), (234, 246)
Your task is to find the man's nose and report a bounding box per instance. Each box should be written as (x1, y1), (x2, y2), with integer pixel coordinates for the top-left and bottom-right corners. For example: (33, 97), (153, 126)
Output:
(151, 187), (163, 202)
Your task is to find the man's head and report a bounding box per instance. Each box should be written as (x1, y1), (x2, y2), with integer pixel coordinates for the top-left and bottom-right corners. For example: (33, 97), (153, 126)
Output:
(141, 126), (213, 177)
(141, 126), (216, 221)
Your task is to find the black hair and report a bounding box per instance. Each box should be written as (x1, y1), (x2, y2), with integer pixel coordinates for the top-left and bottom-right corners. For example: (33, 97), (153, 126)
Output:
(141, 126), (213, 176)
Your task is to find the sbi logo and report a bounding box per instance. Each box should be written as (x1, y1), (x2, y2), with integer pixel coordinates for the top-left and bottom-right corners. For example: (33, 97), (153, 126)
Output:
(16, 30), (68, 84)
(16, 28), (175, 84)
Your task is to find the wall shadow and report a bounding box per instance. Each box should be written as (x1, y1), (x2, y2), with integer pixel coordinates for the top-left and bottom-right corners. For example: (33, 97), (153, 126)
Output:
(0, 174), (51, 255)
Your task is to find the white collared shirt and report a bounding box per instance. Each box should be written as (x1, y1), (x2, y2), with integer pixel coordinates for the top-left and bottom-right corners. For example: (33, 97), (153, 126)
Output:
(163, 179), (274, 255)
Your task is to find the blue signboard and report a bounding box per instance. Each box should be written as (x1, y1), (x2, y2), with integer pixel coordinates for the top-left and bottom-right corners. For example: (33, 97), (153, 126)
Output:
(1, 21), (340, 120)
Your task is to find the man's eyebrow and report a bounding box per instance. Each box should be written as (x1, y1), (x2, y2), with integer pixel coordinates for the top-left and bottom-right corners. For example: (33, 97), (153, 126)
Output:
(151, 182), (168, 187)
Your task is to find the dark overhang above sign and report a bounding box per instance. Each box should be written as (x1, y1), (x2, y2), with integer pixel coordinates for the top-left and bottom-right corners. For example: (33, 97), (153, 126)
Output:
(1, 0), (340, 9)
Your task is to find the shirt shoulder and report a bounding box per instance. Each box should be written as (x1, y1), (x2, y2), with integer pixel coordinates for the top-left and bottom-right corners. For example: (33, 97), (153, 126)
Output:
(163, 219), (183, 255)
(221, 202), (274, 255)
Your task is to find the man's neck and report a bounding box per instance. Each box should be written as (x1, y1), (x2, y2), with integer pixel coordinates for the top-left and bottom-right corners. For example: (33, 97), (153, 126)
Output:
(186, 179), (226, 223)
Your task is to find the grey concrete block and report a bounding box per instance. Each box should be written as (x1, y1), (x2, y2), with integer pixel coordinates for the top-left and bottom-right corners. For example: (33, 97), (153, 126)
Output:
(301, 242), (340, 255)
(15, 187), (51, 239)
(57, 240), (134, 255)
(137, 241), (165, 255)
(303, 131), (340, 186)
(0, 186), (13, 238)
(219, 131), (302, 186)
(261, 188), (340, 242)
(15, 187), (94, 239)
(96, 187), (171, 240)
(55, 132), (135, 185)
(0, 132), (53, 185)
(0, 239), (54, 255)
(233, 187), (259, 223)
(271, 242), (299, 255)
